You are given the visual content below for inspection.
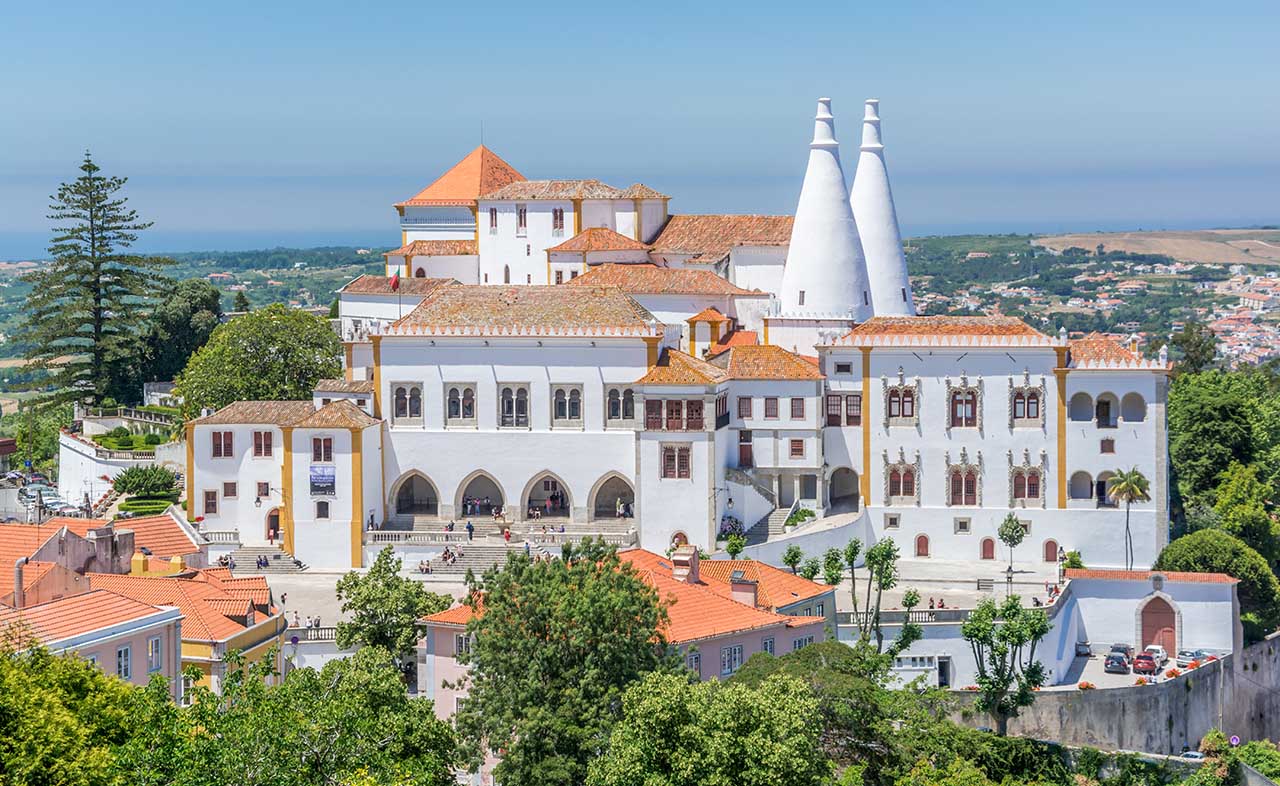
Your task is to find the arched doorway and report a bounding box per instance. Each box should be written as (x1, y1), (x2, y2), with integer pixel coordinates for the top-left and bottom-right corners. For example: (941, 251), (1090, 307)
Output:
(980, 537), (996, 560)
(829, 468), (859, 512)
(393, 472), (439, 517)
(523, 472), (572, 521)
(1043, 539), (1059, 563)
(1141, 596), (1177, 654)
(265, 508), (280, 543)
(671, 532), (688, 547)
(457, 472), (505, 519)
(590, 473), (635, 521)
(915, 534), (930, 558)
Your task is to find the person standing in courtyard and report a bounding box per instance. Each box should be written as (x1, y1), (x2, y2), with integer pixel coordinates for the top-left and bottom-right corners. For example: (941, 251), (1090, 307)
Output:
(466, 520), (474, 541)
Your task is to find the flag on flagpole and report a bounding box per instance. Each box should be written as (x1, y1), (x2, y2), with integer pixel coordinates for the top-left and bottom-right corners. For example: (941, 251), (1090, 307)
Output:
(390, 271), (400, 291)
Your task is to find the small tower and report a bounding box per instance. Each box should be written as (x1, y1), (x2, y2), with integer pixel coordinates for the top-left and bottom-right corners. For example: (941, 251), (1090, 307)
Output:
(777, 98), (873, 326)
(851, 99), (915, 316)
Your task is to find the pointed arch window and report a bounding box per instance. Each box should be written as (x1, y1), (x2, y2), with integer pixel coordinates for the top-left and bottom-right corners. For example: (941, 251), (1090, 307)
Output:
(446, 385), (476, 426)
(392, 384), (422, 425)
(500, 385), (530, 427)
(948, 468), (978, 506)
(552, 385), (584, 427)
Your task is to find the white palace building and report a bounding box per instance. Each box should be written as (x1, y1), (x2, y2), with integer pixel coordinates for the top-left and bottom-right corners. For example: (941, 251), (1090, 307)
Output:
(184, 98), (1171, 574)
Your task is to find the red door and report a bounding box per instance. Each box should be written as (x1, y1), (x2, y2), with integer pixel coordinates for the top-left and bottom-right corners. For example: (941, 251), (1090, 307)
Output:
(1141, 597), (1176, 654)
(981, 538), (995, 560)
(915, 535), (930, 558)
(1044, 540), (1059, 563)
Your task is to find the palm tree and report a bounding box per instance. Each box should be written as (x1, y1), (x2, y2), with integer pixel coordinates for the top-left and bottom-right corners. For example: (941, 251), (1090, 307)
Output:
(1108, 468), (1151, 570)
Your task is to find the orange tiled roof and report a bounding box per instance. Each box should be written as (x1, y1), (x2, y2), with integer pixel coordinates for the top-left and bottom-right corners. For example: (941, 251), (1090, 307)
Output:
(650, 215), (794, 262)
(547, 227), (649, 253)
(708, 330), (758, 356)
(564, 264), (764, 296)
(1069, 333), (1140, 365)
(293, 399), (379, 430)
(396, 146), (525, 207)
(481, 179), (627, 200)
(421, 603), (477, 627)
(1065, 568), (1238, 584)
(0, 525), (60, 595)
(383, 240), (477, 257)
(62, 514), (199, 560)
(694, 559), (832, 609)
(635, 348), (727, 386)
(193, 401), (316, 426)
(845, 316), (1046, 338)
(87, 569), (277, 642)
(0, 590), (173, 645)
(619, 183), (670, 199)
(389, 285), (657, 337)
(708, 344), (824, 381)
(339, 274), (456, 296)
(688, 307), (731, 323)
(314, 379), (375, 394)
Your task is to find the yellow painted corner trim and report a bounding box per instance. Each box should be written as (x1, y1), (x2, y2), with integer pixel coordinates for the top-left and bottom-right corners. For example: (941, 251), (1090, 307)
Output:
(762, 318), (770, 346)
(860, 347), (872, 503)
(573, 199), (582, 235)
(343, 343), (353, 381)
(281, 426), (295, 555)
(1054, 350), (1069, 508)
(371, 336), (383, 417)
(350, 428), (364, 568)
(644, 336), (662, 367)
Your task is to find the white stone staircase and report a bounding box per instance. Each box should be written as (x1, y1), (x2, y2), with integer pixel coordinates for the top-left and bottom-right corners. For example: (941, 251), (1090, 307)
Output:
(228, 544), (308, 574)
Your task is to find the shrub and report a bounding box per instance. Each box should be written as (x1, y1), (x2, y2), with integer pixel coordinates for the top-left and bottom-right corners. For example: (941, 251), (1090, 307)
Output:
(143, 432), (164, 445)
(785, 508), (816, 527)
(798, 558), (821, 581)
(107, 426), (131, 440)
(725, 534), (746, 558)
(1064, 550), (1085, 569)
(112, 465), (178, 496)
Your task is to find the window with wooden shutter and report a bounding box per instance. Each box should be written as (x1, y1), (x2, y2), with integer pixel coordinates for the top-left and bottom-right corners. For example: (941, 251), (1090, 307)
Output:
(764, 397), (778, 419)
(825, 394), (842, 426)
(646, 399), (663, 430)
(737, 397), (752, 419)
(662, 447), (677, 478)
(846, 394), (861, 425)
(789, 439), (804, 459)
(676, 447), (690, 478)
(790, 398), (805, 419)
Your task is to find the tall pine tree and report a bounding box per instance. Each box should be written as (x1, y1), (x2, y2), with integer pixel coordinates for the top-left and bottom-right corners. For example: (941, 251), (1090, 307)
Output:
(19, 152), (172, 406)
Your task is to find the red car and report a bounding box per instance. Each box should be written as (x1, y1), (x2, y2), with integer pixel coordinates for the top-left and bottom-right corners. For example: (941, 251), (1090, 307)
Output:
(1132, 653), (1159, 675)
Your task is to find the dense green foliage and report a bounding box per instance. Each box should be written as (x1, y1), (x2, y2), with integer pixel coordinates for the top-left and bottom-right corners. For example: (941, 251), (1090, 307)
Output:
(174, 304), (342, 417)
(138, 279), (224, 386)
(453, 539), (677, 786)
(334, 547), (452, 670)
(111, 465), (178, 497)
(960, 596), (1050, 736)
(0, 402), (71, 474)
(997, 513), (1026, 568)
(1155, 529), (1280, 636)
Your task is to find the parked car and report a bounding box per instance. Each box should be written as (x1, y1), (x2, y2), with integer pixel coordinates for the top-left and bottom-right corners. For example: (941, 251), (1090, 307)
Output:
(1075, 641), (1092, 657)
(1104, 654), (1131, 674)
(1181, 751), (1206, 761)
(1109, 643), (1135, 663)
(1176, 649), (1209, 668)
(1144, 645), (1168, 667)
(1133, 653), (1159, 675)
(17, 484), (54, 503)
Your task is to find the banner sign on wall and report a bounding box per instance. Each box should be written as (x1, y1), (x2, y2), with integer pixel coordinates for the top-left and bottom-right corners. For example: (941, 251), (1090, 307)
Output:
(309, 464), (336, 496)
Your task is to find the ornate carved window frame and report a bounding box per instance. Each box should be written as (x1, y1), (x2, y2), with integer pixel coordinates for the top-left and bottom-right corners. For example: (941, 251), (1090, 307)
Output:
(1008, 370), (1047, 430)
(1007, 448), (1047, 509)
(944, 374), (983, 433)
(944, 447), (983, 507)
(882, 367), (921, 429)
(882, 447), (921, 507)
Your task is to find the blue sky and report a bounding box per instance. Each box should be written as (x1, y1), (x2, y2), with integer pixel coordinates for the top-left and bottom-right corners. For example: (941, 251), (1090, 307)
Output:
(1, 0), (1277, 259)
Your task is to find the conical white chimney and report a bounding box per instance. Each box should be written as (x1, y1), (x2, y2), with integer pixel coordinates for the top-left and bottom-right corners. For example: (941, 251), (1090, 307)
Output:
(851, 99), (915, 316)
(778, 98), (874, 322)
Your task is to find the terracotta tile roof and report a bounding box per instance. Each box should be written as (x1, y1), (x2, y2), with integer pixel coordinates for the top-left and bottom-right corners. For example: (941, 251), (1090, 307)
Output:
(88, 570), (276, 642)
(421, 603), (477, 627)
(62, 514), (199, 560)
(690, 559), (832, 609)
(1069, 334), (1140, 364)
(314, 379), (375, 394)
(383, 240), (477, 257)
(635, 348), (727, 386)
(0, 590), (174, 646)
(708, 330), (758, 356)
(396, 146), (525, 207)
(708, 344), (825, 381)
(547, 227), (648, 253)
(688, 306), (731, 323)
(388, 285), (658, 337)
(193, 400), (316, 427)
(0, 525), (59, 595)
(481, 179), (627, 200)
(293, 399), (379, 430)
(339, 275), (455, 296)
(650, 215), (794, 263)
(202, 596), (254, 618)
(1065, 568), (1238, 584)
(564, 263), (764, 296)
(619, 183), (670, 199)
(846, 316), (1046, 338)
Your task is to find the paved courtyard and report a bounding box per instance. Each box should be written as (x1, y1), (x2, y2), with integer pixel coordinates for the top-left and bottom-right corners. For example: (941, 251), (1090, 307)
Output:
(265, 572), (470, 628)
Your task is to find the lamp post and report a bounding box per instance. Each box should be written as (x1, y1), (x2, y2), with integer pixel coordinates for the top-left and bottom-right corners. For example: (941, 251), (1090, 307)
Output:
(1057, 545), (1067, 586)
(1005, 564), (1014, 599)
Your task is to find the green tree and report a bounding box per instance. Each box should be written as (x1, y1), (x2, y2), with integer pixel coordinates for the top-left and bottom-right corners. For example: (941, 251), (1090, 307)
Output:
(174, 304), (342, 418)
(850, 539), (922, 654)
(799, 557), (821, 581)
(843, 538), (862, 602)
(0, 402), (72, 475)
(586, 671), (830, 786)
(1170, 320), (1218, 374)
(1212, 462), (1280, 566)
(233, 290), (251, 313)
(334, 546), (451, 672)
(1107, 468), (1151, 571)
(112, 464), (178, 497)
(15, 153), (173, 406)
(823, 547), (845, 586)
(1169, 374), (1257, 504)
(960, 595), (1050, 736)
(724, 533), (746, 559)
(141, 279), (224, 386)
(452, 538), (675, 786)
(783, 544), (803, 574)
(997, 513), (1025, 572)
(1155, 529), (1280, 638)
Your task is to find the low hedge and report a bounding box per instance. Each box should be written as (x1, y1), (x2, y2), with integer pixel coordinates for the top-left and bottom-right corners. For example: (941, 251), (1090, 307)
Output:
(117, 500), (174, 514)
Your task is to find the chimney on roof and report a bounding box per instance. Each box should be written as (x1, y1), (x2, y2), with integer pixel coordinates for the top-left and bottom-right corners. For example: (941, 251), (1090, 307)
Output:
(671, 545), (700, 584)
(13, 557), (27, 609)
(728, 569), (758, 608)
(851, 98), (915, 317)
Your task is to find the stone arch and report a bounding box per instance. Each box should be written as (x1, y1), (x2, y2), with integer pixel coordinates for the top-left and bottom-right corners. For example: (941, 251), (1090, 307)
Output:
(1095, 392), (1120, 428)
(1121, 392), (1147, 422)
(389, 470), (440, 517)
(829, 467), (860, 512)
(1097, 470), (1117, 507)
(1069, 471), (1094, 500)
(914, 534), (930, 558)
(265, 507), (281, 542)
(671, 531), (688, 547)
(588, 471), (635, 521)
(1136, 591), (1181, 654)
(454, 470), (507, 519)
(1043, 539), (1060, 563)
(521, 470), (573, 521)
(414, 267), (426, 278)
(1068, 392), (1093, 422)
(980, 537), (996, 560)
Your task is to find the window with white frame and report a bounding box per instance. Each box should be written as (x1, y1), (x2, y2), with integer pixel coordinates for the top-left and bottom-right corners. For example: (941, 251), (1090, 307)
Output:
(312, 437), (333, 463)
(762, 637), (774, 655)
(454, 633), (471, 655)
(499, 384), (530, 427)
(488, 207), (498, 234)
(552, 207), (565, 236)
(954, 517), (971, 534)
(552, 385), (583, 426)
(816, 603), (824, 616)
(792, 635), (814, 651)
(211, 431), (233, 458)
(516, 204), (528, 237)
(252, 430), (273, 457)
(661, 444), (691, 479)
(203, 490), (218, 516)
(606, 387), (635, 424)
(222, 482), (237, 499)
(835, 361), (853, 375)
(117, 646), (131, 680)
(884, 513), (900, 529)
(720, 644), (744, 675)
(147, 636), (163, 672)
(446, 385), (477, 426)
(686, 651), (701, 673)
(392, 383), (423, 425)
